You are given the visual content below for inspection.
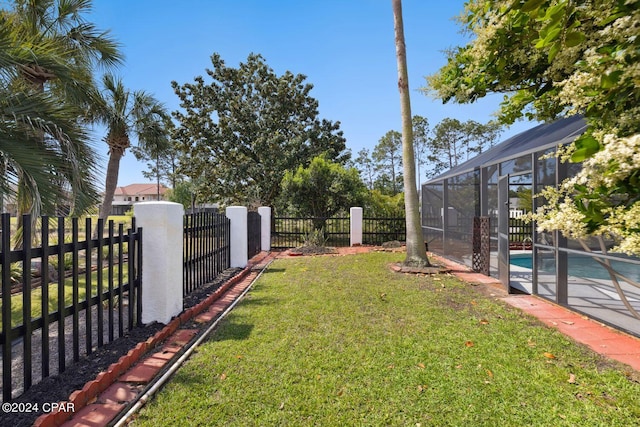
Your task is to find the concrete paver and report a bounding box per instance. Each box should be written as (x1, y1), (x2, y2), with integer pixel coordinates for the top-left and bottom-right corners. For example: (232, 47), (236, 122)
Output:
(100, 383), (140, 405)
(60, 403), (124, 427)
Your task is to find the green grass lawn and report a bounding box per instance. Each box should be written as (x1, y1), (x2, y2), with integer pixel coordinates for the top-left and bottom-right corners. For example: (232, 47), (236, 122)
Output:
(134, 252), (640, 426)
(4, 214), (132, 233)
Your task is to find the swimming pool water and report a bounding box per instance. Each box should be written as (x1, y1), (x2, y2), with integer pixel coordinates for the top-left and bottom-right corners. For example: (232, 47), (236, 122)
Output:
(510, 254), (640, 282)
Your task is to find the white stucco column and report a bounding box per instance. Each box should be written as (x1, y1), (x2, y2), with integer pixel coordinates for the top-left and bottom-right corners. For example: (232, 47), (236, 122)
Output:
(134, 201), (184, 325)
(258, 206), (271, 251)
(350, 207), (363, 246)
(226, 206), (248, 268)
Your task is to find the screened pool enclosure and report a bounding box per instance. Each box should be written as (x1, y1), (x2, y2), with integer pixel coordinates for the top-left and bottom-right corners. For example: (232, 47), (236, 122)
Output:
(421, 116), (640, 337)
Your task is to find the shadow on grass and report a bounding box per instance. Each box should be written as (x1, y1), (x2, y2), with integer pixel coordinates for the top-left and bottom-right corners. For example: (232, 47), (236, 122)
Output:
(209, 319), (254, 341)
(237, 295), (278, 307)
(259, 268), (286, 274)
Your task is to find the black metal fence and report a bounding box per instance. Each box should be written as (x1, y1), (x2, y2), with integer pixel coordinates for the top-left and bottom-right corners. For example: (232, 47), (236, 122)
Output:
(509, 216), (533, 246)
(1, 214), (142, 402)
(362, 217), (406, 245)
(247, 212), (262, 260)
(183, 212), (231, 297)
(272, 216), (406, 249)
(271, 217), (349, 249)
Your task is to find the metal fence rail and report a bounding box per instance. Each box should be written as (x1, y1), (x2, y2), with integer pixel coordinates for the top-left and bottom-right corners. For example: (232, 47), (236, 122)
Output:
(247, 212), (262, 260)
(272, 216), (406, 249)
(0, 214), (142, 402)
(509, 217), (533, 246)
(362, 217), (406, 245)
(183, 212), (231, 297)
(271, 217), (350, 249)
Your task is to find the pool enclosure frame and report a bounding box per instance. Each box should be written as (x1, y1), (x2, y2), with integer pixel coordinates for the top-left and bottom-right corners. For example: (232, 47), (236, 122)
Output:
(421, 116), (640, 337)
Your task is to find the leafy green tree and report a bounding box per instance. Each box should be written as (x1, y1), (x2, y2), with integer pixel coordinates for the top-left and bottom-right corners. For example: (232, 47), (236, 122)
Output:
(166, 180), (196, 211)
(131, 117), (179, 190)
(372, 130), (403, 195)
(412, 115), (429, 188)
(364, 190), (405, 218)
(172, 53), (348, 207)
(392, 0), (429, 267)
(280, 155), (367, 229)
(372, 173), (402, 196)
(426, 118), (501, 178)
(355, 148), (376, 190)
(425, 0), (640, 255)
(93, 74), (170, 223)
(515, 187), (533, 213)
(426, 0), (638, 141)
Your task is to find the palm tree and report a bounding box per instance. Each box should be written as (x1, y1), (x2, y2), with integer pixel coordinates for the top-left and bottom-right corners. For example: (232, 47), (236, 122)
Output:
(0, 11), (100, 219)
(2, 0), (122, 219)
(94, 74), (170, 224)
(7, 0), (122, 88)
(392, 0), (430, 267)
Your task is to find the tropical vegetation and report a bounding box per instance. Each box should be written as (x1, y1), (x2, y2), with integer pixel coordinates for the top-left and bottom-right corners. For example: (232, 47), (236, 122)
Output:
(93, 74), (170, 224)
(0, 0), (175, 232)
(0, 0), (121, 218)
(392, 0), (428, 267)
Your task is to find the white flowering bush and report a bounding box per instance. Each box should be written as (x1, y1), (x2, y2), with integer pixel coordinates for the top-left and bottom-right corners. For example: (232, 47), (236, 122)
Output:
(426, 0), (640, 256)
(532, 134), (640, 255)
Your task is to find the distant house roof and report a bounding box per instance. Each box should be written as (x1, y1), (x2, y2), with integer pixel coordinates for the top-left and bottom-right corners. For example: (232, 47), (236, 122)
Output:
(114, 183), (169, 196)
(425, 115), (587, 183)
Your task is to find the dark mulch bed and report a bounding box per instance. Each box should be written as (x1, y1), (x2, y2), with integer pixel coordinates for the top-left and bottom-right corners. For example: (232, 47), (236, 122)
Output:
(4, 325), (164, 427)
(183, 268), (242, 309)
(288, 245), (338, 255)
(4, 267), (242, 427)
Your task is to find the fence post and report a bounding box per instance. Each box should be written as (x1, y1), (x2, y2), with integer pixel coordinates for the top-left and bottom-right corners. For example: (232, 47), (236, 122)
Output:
(350, 207), (363, 246)
(258, 206), (271, 251)
(226, 206), (248, 268)
(134, 201), (184, 324)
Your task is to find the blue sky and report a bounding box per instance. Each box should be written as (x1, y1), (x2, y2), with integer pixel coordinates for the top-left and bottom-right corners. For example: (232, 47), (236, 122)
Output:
(88, 0), (535, 187)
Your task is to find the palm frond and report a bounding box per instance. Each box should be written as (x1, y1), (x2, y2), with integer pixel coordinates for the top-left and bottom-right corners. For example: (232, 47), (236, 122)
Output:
(0, 85), (100, 214)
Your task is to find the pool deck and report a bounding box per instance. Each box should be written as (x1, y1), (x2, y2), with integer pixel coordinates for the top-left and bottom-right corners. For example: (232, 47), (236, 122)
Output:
(430, 253), (640, 371)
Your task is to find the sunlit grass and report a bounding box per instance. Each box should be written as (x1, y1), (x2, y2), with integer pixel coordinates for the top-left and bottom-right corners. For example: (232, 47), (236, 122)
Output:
(135, 252), (640, 426)
(1, 267), (129, 329)
(4, 214), (132, 235)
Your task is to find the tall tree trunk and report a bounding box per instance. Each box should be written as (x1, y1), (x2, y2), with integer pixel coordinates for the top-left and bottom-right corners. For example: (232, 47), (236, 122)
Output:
(97, 149), (124, 234)
(14, 76), (46, 249)
(392, 0), (429, 267)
